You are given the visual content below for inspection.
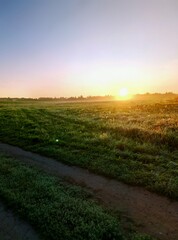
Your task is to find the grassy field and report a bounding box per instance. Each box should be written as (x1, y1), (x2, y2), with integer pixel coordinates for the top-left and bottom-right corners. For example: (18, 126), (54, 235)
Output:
(0, 154), (152, 240)
(0, 99), (178, 199)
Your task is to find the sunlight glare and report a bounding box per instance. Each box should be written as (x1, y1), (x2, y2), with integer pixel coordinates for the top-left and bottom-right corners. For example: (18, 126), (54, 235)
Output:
(119, 88), (129, 97)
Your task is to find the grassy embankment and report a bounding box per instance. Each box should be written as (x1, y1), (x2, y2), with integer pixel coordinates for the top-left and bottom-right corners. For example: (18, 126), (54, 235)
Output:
(0, 100), (178, 199)
(0, 154), (152, 240)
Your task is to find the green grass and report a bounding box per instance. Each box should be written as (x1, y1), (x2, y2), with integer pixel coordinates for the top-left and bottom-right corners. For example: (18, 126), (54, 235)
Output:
(0, 154), (153, 240)
(0, 100), (178, 199)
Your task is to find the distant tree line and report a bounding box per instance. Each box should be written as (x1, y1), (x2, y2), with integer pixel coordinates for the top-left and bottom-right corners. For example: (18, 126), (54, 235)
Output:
(0, 93), (178, 102)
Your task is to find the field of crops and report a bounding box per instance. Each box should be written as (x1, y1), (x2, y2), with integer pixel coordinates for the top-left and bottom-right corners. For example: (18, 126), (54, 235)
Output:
(0, 99), (178, 199)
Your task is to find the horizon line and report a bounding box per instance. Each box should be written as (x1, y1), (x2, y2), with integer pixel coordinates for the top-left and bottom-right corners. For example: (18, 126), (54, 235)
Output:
(0, 92), (178, 100)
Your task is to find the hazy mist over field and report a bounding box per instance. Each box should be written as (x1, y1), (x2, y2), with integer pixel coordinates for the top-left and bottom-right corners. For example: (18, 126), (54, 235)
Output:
(0, 0), (178, 97)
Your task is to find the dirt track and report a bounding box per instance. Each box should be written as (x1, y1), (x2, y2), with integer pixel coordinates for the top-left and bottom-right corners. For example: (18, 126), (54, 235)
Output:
(0, 142), (178, 240)
(0, 201), (39, 240)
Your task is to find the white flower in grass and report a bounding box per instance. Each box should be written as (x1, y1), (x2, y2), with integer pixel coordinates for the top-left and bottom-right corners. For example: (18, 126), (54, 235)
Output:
(56, 139), (59, 142)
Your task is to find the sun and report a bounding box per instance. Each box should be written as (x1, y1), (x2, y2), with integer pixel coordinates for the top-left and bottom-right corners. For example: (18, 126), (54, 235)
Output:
(119, 87), (129, 97)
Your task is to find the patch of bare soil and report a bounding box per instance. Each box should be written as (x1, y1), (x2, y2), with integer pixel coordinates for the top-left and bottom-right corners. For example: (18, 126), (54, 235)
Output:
(0, 142), (178, 240)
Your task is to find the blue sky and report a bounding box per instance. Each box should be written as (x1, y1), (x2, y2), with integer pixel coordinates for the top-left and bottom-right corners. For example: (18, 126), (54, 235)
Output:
(0, 0), (178, 97)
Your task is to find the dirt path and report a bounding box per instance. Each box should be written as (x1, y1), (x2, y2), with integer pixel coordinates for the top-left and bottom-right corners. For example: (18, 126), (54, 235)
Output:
(0, 142), (178, 240)
(0, 201), (39, 240)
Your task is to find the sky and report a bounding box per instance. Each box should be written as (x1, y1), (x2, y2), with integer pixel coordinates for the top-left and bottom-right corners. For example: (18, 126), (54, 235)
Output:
(0, 0), (178, 98)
